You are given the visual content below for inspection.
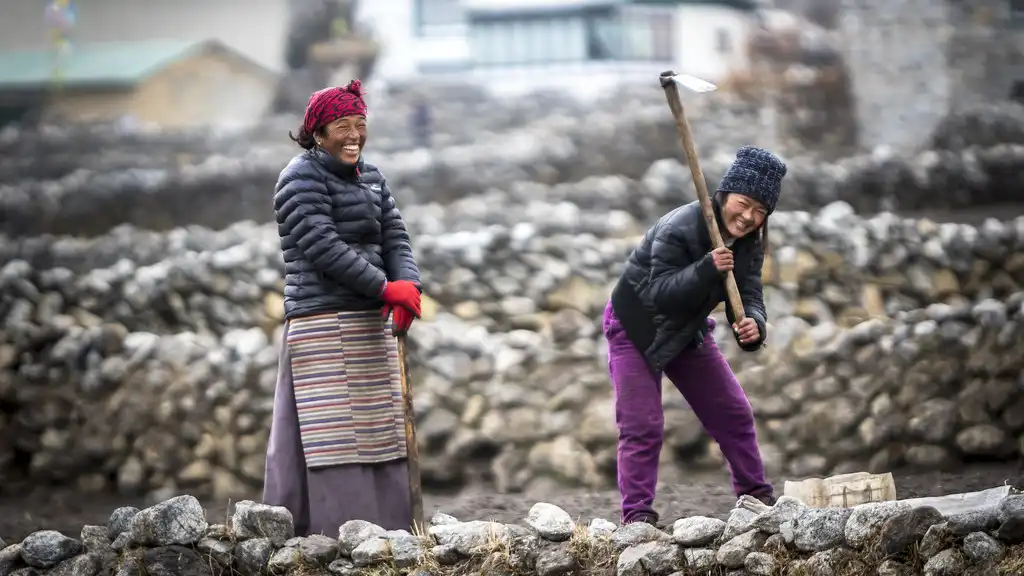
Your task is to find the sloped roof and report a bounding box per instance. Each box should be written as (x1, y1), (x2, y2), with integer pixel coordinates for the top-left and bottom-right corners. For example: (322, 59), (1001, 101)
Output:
(0, 39), (255, 90)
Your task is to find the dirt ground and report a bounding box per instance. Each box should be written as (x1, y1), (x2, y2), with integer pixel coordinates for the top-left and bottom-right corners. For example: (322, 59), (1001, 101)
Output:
(1, 462), (1021, 544)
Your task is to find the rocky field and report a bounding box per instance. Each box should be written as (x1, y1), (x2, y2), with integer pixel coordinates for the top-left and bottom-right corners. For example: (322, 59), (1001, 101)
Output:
(5, 484), (1024, 576)
(3, 83), (1024, 575)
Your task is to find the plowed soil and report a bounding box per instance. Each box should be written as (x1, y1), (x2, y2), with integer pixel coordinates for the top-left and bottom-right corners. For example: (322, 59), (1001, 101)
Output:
(2, 462), (1021, 543)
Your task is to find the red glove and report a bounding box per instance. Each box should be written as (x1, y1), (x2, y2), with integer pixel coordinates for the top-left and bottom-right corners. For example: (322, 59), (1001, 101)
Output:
(380, 280), (421, 317)
(383, 305), (416, 336)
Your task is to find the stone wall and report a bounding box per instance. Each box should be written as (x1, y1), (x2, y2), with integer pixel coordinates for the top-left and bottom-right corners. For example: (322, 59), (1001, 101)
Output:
(1, 200), (1022, 499)
(2, 118), (1024, 238)
(3, 493), (1024, 576)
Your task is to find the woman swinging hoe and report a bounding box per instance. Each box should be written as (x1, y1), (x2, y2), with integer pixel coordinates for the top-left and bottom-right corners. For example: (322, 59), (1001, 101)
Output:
(605, 145), (786, 525)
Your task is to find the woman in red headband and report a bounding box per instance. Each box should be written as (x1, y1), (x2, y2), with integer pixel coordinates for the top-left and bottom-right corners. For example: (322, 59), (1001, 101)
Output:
(263, 80), (423, 534)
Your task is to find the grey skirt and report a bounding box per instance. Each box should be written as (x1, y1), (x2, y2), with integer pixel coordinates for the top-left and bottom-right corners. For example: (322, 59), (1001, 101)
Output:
(262, 320), (413, 535)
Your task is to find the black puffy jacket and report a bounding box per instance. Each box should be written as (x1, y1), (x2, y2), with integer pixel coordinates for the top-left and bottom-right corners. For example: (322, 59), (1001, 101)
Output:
(273, 149), (421, 319)
(609, 200), (767, 371)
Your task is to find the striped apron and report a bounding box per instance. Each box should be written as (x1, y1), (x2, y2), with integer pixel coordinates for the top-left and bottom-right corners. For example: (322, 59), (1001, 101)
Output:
(285, 309), (407, 468)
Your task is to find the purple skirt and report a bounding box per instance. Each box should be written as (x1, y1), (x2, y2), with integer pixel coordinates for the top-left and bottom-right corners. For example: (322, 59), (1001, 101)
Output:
(262, 321), (413, 535)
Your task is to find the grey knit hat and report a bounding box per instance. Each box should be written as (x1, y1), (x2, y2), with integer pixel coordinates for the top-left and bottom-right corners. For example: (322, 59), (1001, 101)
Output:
(716, 145), (787, 213)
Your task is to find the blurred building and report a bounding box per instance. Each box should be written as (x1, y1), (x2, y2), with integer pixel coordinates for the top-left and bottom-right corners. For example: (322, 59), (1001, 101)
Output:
(839, 0), (1024, 151)
(411, 0), (759, 97)
(0, 39), (277, 128)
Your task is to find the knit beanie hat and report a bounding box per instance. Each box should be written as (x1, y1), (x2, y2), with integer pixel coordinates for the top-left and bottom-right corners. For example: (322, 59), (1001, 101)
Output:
(716, 146), (787, 214)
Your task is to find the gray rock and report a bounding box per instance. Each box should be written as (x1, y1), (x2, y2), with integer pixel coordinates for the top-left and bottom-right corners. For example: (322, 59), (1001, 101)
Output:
(743, 551), (776, 576)
(720, 508), (758, 542)
(588, 518), (616, 538)
(78, 526), (109, 553)
(48, 553), (100, 576)
(429, 521), (508, 557)
(716, 529), (767, 569)
(671, 516), (725, 546)
(196, 537), (234, 567)
(782, 507), (851, 552)
(947, 507), (1000, 535)
(877, 506), (944, 556)
(235, 537), (274, 575)
(109, 533), (131, 552)
(338, 519), (387, 556)
(919, 522), (953, 559)
(140, 545), (209, 576)
(430, 543), (460, 565)
(609, 522), (668, 552)
(844, 501), (911, 548)
(535, 547), (575, 576)
(351, 536), (392, 567)
(128, 496), (208, 546)
(430, 512), (459, 526)
(106, 507), (139, 540)
(388, 534), (425, 568)
(803, 547), (860, 575)
(682, 548), (716, 571)
(749, 496), (805, 535)
(267, 547), (301, 574)
(0, 545), (23, 575)
(326, 557), (359, 575)
(297, 534), (340, 564)
(962, 531), (1004, 564)
(923, 548), (967, 576)
(19, 531), (83, 569)
(230, 500), (295, 544)
(878, 559), (912, 576)
(616, 541), (681, 576)
(526, 502), (574, 542)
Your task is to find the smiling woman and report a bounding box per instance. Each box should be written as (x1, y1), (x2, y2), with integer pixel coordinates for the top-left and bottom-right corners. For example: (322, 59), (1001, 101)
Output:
(268, 79), (424, 536)
(603, 145), (787, 526)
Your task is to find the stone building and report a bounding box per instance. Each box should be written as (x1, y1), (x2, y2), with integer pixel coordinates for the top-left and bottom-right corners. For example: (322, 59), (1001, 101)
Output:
(0, 39), (278, 129)
(839, 0), (1024, 151)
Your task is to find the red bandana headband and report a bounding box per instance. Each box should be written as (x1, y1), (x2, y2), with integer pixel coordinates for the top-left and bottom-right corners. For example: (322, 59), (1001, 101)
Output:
(302, 79), (367, 136)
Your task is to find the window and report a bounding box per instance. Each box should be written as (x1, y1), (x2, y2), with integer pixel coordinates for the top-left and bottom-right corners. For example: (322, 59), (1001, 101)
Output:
(414, 0), (464, 35)
(585, 14), (619, 60)
(715, 28), (732, 54)
(470, 14), (589, 66)
(619, 12), (675, 62)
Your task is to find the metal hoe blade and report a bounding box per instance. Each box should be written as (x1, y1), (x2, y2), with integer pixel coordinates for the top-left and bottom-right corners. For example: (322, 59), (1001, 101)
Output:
(671, 74), (717, 93)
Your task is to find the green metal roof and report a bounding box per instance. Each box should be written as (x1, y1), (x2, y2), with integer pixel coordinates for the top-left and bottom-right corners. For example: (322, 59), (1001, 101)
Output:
(0, 39), (206, 89)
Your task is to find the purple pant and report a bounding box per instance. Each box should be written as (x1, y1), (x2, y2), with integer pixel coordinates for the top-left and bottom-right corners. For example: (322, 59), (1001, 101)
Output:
(603, 302), (772, 523)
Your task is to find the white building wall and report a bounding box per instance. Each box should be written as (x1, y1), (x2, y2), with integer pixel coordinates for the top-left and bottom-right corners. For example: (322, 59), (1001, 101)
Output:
(672, 4), (753, 83)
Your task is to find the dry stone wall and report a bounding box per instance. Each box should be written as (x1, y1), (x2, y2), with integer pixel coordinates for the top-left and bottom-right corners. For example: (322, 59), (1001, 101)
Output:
(3, 493), (1024, 576)
(1, 200), (1022, 499)
(2, 96), (1024, 237)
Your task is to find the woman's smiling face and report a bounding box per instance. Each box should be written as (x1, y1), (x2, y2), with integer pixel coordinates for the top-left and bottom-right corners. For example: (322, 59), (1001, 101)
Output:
(721, 193), (767, 238)
(319, 114), (367, 164)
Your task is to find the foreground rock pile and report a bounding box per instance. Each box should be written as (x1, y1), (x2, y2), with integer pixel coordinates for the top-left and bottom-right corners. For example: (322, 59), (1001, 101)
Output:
(1, 202), (1022, 497)
(3, 493), (1024, 575)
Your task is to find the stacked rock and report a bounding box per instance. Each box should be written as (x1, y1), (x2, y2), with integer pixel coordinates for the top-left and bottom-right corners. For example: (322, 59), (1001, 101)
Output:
(1, 202), (1022, 498)
(3, 493), (1024, 575)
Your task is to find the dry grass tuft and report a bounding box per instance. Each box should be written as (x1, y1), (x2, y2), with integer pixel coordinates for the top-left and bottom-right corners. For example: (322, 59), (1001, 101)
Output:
(997, 543), (1024, 575)
(565, 522), (616, 576)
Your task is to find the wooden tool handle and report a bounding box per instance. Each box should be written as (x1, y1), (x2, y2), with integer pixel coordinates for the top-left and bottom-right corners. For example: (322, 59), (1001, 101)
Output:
(659, 71), (745, 323)
(396, 335), (424, 529)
